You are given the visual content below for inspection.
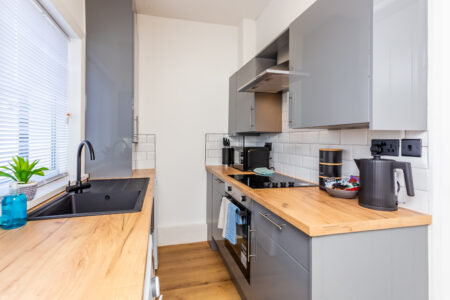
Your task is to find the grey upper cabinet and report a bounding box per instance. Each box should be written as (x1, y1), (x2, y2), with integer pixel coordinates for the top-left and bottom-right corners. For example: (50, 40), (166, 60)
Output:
(289, 0), (427, 130)
(229, 58), (282, 134)
(86, 0), (134, 177)
(228, 74), (238, 136)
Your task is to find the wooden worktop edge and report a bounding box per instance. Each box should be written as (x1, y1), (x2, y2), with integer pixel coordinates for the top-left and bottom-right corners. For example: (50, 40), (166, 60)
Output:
(206, 166), (431, 237)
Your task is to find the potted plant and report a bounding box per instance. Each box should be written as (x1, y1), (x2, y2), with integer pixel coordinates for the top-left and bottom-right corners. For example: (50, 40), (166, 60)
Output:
(0, 156), (48, 201)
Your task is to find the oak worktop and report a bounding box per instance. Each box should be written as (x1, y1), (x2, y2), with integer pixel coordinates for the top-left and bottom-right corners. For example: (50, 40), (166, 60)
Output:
(0, 169), (155, 300)
(206, 165), (431, 237)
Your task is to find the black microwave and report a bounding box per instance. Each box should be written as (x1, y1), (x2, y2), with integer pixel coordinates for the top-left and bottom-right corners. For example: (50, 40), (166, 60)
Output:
(232, 147), (270, 171)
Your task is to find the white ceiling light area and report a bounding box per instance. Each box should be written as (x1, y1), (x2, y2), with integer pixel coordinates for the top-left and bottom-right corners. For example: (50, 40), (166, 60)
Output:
(134, 0), (271, 25)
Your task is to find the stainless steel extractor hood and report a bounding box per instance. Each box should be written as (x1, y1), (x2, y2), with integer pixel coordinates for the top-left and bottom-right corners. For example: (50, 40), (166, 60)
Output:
(238, 61), (289, 94)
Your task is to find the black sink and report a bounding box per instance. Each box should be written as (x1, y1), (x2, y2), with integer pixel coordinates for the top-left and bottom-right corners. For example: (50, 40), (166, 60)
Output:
(28, 178), (150, 220)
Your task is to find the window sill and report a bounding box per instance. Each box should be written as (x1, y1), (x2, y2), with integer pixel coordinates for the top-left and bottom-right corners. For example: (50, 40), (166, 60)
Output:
(26, 174), (88, 210)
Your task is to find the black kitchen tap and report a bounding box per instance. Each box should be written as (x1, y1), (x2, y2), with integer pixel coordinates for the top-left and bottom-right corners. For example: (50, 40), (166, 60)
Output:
(66, 140), (96, 194)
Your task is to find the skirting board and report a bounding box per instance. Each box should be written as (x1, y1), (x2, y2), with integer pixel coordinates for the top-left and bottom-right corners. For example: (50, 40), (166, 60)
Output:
(157, 223), (207, 246)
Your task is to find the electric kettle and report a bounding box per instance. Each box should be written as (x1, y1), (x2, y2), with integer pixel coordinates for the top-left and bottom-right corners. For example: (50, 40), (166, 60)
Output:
(354, 156), (414, 211)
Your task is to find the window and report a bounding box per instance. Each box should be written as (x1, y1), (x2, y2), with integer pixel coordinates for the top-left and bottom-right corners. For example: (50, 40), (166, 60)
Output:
(0, 0), (69, 187)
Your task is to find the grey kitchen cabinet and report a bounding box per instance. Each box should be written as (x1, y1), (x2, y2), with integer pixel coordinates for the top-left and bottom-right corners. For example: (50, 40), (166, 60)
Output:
(228, 74), (238, 136)
(289, 0), (427, 130)
(229, 58), (283, 134)
(251, 201), (310, 300)
(250, 201), (428, 300)
(211, 175), (224, 243)
(206, 172), (213, 247)
(86, 0), (134, 177)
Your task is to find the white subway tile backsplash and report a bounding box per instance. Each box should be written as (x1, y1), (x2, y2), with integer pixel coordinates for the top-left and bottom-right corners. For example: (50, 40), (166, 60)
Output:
(295, 144), (310, 156)
(207, 149), (222, 158)
(303, 156), (319, 170)
(295, 167), (310, 180)
(398, 189), (429, 214)
(135, 152), (147, 161)
(319, 130), (340, 144)
(284, 143), (295, 154)
(290, 155), (302, 167)
(341, 129), (368, 145)
(329, 144), (352, 160)
(278, 133), (290, 143)
(206, 141), (222, 150)
(302, 131), (320, 144)
(135, 143), (155, 152)
(279, 153), (290, 164)
(133, 134), (156, 170)
(135, 159), (155, 170)
(207, 134), (224, 142)
(367, 130), (405, 142)
(352, 145), (371, 159)
(342, 160), (359, 176)
(310, 144), (325, 157)
(405, 131), (428, 146)
(395, 147), (429, 169)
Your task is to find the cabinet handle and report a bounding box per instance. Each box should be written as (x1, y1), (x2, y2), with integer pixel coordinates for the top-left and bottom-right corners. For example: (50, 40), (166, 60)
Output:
(247, 227), (256, 261)
(215, 178), (224, 184)
(259, 212), (284, 230)
(250, 106), (255, 128)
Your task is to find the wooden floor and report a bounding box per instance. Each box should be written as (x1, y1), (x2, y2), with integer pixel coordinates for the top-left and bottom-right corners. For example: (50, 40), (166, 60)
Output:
(156, 242), (241, 300)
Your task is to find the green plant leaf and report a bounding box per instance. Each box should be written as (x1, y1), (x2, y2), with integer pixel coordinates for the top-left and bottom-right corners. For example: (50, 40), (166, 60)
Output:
(0, 171), (17, 181)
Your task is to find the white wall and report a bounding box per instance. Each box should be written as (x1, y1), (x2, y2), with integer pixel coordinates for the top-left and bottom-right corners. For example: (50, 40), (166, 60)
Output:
(136, 15), (238, 245)
(255, 0), (315, 53)
(428, 0), (450, 299)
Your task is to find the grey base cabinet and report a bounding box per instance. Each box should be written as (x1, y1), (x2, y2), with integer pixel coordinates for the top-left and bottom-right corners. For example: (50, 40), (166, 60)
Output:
(251, 201), (428, 300)
(206, 174), (428, 300)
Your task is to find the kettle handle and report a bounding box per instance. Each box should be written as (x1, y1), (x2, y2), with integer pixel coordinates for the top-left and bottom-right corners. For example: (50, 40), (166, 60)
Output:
(393, 161), (415, 196)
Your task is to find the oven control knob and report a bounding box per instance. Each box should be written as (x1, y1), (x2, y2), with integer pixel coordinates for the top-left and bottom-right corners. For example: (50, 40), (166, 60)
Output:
(280, 182), (286, 188)
(272, 182), (279, 188)
(227, 186), (232, 192)
(288, 182), (295, 187)
(241, 196), (247, 202)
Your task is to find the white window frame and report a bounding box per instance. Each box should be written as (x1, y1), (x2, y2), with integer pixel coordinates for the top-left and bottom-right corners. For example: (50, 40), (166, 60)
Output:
(2, 0), (86, 209)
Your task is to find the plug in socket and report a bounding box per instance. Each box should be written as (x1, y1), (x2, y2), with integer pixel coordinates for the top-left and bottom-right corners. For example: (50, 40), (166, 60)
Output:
(402, 139), (422, 157)
(371, 139), (399, 156)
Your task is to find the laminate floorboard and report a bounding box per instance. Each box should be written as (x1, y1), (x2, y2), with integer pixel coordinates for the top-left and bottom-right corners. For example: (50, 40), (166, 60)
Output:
(156, 242), (241, 300)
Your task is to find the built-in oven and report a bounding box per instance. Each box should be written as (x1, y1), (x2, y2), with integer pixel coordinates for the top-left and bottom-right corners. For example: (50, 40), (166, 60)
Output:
(224, 183), (253, 283)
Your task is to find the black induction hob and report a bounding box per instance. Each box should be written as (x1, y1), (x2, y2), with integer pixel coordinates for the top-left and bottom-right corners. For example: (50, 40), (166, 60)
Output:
(228, 174), (317, 189)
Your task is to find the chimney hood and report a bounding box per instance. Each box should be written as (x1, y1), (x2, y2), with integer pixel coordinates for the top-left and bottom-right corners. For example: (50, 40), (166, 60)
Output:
(238, 61), (289, 94)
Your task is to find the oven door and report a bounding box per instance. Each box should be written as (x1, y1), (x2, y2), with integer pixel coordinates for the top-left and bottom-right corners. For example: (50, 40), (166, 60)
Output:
(224, 196), (251, 283)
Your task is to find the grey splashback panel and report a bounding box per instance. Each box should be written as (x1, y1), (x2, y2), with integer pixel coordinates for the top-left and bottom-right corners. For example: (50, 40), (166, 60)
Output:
(85, 0), (134, 178)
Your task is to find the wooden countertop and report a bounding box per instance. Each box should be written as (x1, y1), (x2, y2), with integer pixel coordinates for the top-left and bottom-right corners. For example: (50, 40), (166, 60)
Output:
(0, 169), (155, 300)
(206, 166), (431, 237)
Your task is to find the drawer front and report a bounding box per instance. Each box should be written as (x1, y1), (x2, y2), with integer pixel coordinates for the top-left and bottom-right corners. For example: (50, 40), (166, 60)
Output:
(251, 229), (310, 300)
(253, 201), (311, 271)
(212, 175), (225, 194)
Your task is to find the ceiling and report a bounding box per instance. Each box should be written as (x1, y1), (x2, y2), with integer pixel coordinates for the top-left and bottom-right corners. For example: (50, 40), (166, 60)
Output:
(134, 0), (271, 26)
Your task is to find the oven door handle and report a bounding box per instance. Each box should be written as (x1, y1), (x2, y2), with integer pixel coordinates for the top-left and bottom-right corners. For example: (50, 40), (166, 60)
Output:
(248, 226), (256, 261)
(259, 212), (284, 230)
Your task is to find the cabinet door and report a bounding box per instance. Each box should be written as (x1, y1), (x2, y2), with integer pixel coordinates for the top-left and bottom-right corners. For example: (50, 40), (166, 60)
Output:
(251, 229), (310, 300)
(289, 0), (371, 128)
(228, 73), (237, 135)
(206, 172), (213, 245)
(212, 176), (224, 242)
(235, 92), (255, 133)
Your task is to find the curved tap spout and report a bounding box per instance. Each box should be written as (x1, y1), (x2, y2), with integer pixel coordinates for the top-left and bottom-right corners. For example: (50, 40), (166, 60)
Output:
(69, 140), (96, 193)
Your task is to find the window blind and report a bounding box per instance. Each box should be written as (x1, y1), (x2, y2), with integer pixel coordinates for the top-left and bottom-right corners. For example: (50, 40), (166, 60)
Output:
(0, 0), (69, 186)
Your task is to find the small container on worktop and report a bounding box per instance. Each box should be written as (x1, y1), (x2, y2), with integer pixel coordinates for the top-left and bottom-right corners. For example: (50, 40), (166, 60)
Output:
(1, 193), (27, 230)
(319, 148), (343, 190)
